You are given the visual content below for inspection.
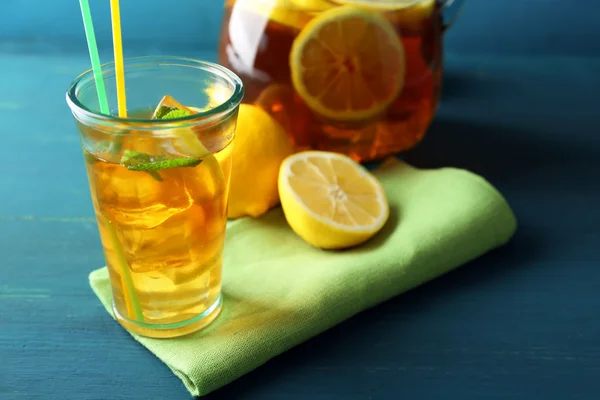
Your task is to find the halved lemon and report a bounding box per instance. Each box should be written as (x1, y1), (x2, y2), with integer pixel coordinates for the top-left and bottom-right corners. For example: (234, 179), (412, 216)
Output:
(290, 5), (406, 121)
(278, 151), (389, 249)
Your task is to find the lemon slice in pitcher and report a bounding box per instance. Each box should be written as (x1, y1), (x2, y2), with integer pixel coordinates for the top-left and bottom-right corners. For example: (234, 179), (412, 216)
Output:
(291, 0), (336, 10)
(230, 0), (309, 30)
(290, 5), (406, 121)
(333, 0), (436, 29)
(332, 0), (435, 15)
(332, 0), (427, 9)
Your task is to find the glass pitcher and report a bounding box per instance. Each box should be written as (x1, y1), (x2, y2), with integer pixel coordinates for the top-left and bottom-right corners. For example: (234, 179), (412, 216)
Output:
(218, 0), (464, 162)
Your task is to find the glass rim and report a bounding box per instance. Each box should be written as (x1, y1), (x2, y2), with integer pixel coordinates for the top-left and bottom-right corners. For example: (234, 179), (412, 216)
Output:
(65, 55), (244, 129)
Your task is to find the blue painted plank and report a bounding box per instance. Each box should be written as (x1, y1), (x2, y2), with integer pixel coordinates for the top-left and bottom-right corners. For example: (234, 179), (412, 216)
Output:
(2, 12), (600, 400)
(2, 220), (599, 399)
(2, 0), (600, 56)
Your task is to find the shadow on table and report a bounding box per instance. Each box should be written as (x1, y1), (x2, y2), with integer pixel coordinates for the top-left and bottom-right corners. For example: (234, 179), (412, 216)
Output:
(202, 116), (598, 399)
(201, 234), (537, 399)
(403, 116), (600, 187)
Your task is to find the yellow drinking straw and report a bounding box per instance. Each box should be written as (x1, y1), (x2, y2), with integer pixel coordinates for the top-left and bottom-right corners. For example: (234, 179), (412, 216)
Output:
(106, 0), (144, 322)
(110, 0), (127, 117)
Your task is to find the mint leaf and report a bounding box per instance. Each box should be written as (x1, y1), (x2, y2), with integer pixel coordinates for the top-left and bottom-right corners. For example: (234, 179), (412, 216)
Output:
(162, 109), (191, 119)
(155, 105), (177, 119)
(120, 150), (202, 172)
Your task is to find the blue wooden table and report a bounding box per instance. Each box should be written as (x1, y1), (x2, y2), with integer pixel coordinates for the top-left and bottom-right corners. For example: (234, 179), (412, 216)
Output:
(2, 1), (600, 399)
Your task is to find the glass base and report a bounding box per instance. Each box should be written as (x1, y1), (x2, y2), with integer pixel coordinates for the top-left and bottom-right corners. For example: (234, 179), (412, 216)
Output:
(113, 295), (223, 339)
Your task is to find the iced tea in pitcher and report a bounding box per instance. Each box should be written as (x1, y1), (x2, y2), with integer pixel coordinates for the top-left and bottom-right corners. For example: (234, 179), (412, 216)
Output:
(219, 0), (456, 162)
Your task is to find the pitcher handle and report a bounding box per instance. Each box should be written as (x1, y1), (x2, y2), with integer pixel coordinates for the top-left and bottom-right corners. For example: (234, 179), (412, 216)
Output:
(441, 0), (466, 31)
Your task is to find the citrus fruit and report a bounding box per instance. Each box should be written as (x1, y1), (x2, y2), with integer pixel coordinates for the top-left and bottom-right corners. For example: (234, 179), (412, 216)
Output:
(266, 0), (334, 29)
(291, 0), (336, 11)
(227, 104), (295, 219)
(290, 5), (406, 121)
(278, 150), (389, 249)
(140, 98), (226, 199)
(254, 83), (315, 149)
(231, 0), (330, 31)
(332, 0), (430, 10)
(333, 0), (436, 32)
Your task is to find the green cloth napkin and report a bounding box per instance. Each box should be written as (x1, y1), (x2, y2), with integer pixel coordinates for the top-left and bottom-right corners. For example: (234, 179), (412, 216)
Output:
(89, 160), (517, 397)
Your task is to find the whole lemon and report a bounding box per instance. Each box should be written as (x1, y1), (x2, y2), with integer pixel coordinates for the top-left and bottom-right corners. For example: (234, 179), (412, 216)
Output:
(227, 104), (295, 219)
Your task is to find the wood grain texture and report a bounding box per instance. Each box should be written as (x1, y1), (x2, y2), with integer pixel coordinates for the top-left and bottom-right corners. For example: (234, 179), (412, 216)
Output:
(1, 51), (600, 400)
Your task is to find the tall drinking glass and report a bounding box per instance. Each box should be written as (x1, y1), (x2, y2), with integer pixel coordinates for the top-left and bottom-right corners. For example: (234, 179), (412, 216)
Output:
(66, 56), (244, 338)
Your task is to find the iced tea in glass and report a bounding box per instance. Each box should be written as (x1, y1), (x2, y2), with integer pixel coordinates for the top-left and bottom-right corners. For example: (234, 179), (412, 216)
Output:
(66, 56), (243, 338)
(218, 0), (462, 162)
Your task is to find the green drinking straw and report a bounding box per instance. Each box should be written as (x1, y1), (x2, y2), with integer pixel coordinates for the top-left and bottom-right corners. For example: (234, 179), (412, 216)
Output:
(104, 216), (144, 322)
(78, 0), (110, 114)
(78, 1), (143, 322)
